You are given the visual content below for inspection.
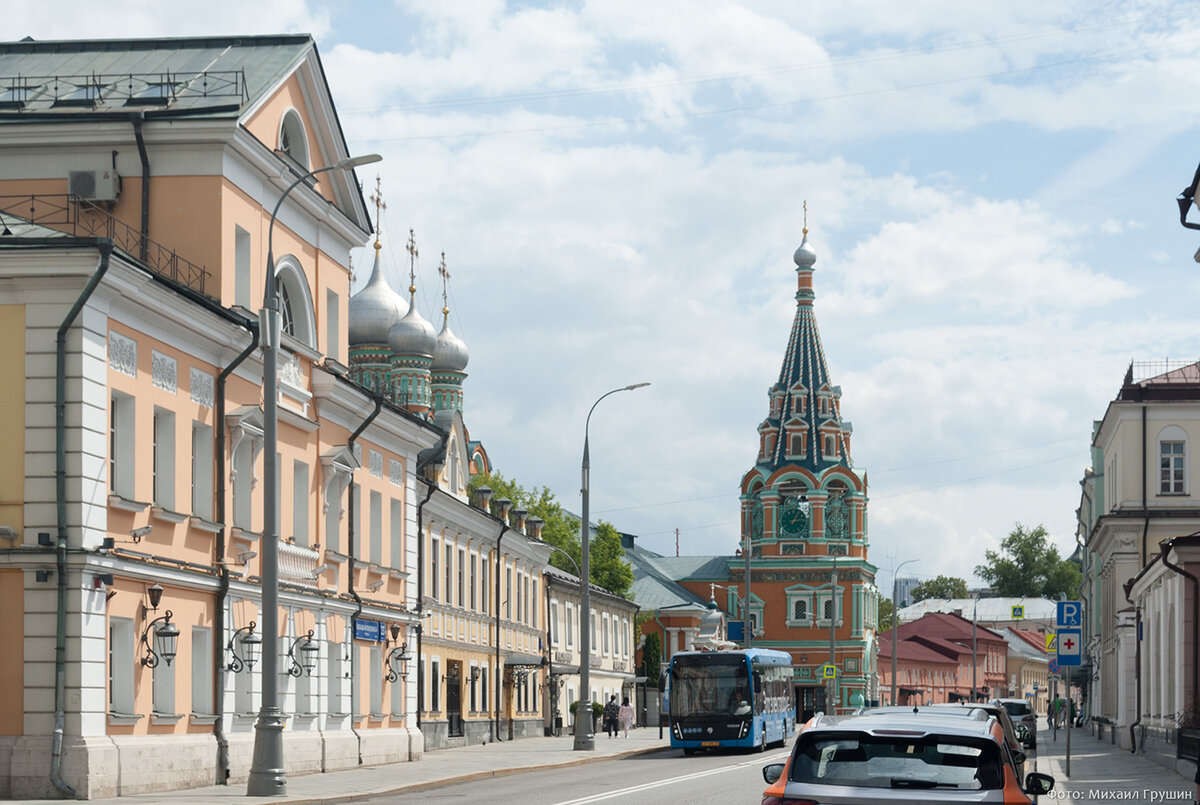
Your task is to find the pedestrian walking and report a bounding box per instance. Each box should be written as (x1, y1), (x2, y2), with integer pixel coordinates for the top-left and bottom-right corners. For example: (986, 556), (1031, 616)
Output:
(603, 695), (620, 738)
(619, 696), (634, 737)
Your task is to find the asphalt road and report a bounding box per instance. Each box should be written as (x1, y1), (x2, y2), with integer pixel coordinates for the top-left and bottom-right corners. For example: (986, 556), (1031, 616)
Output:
(367, 745), (792, 805)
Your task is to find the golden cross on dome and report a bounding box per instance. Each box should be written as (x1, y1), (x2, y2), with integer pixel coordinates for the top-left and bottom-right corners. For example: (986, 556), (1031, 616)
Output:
(405, 228), (418, 292)
(369, 175), (387, 250)
(438, 252), (450, 314)
(803, 200), (808, 236)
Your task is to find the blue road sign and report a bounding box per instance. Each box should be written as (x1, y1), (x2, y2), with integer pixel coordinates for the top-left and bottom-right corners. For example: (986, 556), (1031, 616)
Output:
(1056, 627), (1082, 666)
(1056, 601), (1082, 628)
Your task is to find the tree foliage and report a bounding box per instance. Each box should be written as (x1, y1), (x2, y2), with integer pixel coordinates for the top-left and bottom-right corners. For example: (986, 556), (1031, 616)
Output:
(470, 471), (633, 598)
(911, 575), (969, 602)
(974, 523), (1082, 599)
(878, 596), (895, 632)
(640, 629), (662, 679)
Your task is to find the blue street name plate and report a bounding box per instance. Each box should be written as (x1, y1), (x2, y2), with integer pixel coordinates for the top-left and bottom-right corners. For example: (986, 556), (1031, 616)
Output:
(354, 617), (385, 642)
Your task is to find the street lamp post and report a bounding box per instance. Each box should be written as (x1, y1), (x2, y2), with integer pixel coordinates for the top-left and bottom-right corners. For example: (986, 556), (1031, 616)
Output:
(247, 153), (381, 797)
(889, 559), (918, 705)
(574, 383), (649, 751)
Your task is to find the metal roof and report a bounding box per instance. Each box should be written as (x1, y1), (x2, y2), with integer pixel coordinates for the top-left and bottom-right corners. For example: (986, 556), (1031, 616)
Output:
(899, 597), (1057, 623)
(0, 35), (312, 116)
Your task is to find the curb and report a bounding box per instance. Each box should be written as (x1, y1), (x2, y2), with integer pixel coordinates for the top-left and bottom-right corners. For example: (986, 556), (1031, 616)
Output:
(275, 744), (673, 805)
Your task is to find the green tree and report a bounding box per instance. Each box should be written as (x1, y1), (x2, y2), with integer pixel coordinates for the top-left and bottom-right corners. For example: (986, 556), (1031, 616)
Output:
(469, 471), (633, 598)
(878, 596), (895, 631)
(911, 575), (969, 602)
(640, 627), (662, 679)
(974, 523), (1082, 599)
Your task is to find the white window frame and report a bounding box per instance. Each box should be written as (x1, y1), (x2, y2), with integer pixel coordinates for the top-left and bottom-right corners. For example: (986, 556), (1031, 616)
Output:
(370, 490), (382, 564)
(109, 616), (135, 714)
(293, 461), (310, 546)
(787, 593), (813, 627)
(191, 421), (214, 520)
(235, 224), (251, 309)
(110, 391), (136, 499)
(370, 645), (383, 715)
(565, 602), (575, 649)
(390, 499), (403, 570)
(152, 622), (176, 715)
(1159, 426), (1188, 495)
(602, 613), (610, 655)
(191, 626), (213, 715)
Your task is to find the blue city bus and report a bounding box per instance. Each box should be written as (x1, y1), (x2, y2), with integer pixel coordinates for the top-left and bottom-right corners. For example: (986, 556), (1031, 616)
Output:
(668, 648), (795, 754)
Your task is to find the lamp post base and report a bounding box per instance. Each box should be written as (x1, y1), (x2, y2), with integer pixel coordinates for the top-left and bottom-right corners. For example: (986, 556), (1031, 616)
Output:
(246, 707), (287, 796)
(573, 733), (595, 750)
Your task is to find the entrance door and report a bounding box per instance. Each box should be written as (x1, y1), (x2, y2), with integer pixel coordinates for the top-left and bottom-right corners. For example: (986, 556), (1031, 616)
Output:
(447, 662), (463, 737)
(797, 685), (826, 723)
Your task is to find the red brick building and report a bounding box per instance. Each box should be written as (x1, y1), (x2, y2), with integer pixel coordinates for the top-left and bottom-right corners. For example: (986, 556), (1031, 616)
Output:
(878, 613), (1008, 704)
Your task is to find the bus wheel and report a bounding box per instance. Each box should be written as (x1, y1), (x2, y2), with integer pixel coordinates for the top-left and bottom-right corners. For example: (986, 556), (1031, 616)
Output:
(682, 747), (696, 756)
(757, 733), (767, 752)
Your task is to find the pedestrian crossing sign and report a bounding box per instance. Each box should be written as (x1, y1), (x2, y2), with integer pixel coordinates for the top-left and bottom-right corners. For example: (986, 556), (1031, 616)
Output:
(822, 663), (836, 679)
(1046, 633), (1056, 652)
(1011, 605), (1024, 619)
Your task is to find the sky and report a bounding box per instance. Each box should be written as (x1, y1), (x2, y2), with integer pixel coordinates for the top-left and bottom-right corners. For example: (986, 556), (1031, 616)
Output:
(13, 1), (1200, 595)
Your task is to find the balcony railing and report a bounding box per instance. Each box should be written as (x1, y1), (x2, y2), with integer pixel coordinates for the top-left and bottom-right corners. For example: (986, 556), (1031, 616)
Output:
(279, 541), (320, 589)
(0, 194), (211, 297)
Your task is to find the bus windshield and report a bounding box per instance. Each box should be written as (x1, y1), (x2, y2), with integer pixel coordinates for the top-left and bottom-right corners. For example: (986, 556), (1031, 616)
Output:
(670, 656), (751, 718)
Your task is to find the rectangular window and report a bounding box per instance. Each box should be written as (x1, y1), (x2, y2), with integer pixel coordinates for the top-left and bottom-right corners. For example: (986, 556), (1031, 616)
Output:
(602, 614), (610, 654)
(566, 603), (574, 649)
(232, 437), (252, 530)
(506, 567), (512, 619)
(532, 580), (538, 627)
(370, 490), (382, 564)
(469, 554), (477, 611)
(109, 617), (134, 713)
(481, 666), (488, 711)
(445, 543), (453, 605)
(516, 572), (523, 623)
(481, 557), (489, 614)
(293, 461), (310, 546)
(296, 649), (313, 714)
(431, 660), (440, 712)
(110, 392), (135, 499)
(431, 540), (439, 600)
(325, 491), (341, 553)
(370, 645), (383, 715)
(591, 613), (597, 654)
(390, 498), (403, 569)
(234, 225), (251, 309)
(152, 407), (176, 508)
(1161, 441), (1185, 494)
(457, 548), (465, 608)
(192, 626), (213, 715)
(550, 601), (558, 645)
(326, 289), (340, 363)
(191, 422), (214, 520)
(469, 665), (478, 712)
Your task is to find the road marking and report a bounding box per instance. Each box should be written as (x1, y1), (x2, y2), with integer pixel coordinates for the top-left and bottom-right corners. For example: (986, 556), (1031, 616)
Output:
(551, 751), (790, 805)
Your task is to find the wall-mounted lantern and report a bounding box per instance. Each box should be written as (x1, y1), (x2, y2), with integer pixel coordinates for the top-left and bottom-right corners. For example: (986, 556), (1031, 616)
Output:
(385, 623), (411, 684)
(287, 630), (319, 677)
(227, 621), (262, 673)
(140, 609), (179, 668)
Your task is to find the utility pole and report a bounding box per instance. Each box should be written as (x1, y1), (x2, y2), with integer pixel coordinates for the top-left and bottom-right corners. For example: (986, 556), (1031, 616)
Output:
(827, 556), (837, 713)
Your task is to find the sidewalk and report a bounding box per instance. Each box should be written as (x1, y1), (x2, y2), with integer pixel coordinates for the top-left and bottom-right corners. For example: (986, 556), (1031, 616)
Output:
(21, 728), (673, 805)
(1038, 722), (1196, 801)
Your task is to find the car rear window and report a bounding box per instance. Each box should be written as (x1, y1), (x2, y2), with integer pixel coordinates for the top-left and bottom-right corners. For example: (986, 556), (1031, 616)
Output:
(789, 732), (1005, 790)
(999, 701), (1031, 716)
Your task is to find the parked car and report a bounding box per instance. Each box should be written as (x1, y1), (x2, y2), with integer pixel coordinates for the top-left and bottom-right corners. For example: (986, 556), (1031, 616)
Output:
(856, 704), (1027, 779)
(992, 698), (1038, 749)
(762, 711), (1055, 804)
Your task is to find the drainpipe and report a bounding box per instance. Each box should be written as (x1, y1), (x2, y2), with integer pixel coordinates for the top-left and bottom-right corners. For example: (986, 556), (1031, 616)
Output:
(52, 239), (113, 796)
(1142, 406), (1148, 569)
(494, 524), (510, 741)
(346, 397), (382, 764)
(130, 114), (150, 262)
(213, 321), (259, 783)
(414, 480), (436, 731)
(1159, 539), (1200, 715)
(1124, 577), (1142, 753)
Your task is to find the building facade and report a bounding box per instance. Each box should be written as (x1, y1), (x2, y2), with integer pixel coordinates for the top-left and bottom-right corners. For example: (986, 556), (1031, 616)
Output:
(544, 566), (639, 734)
(878, 613), (1008, 704)
(1078, 361), (1200, 754)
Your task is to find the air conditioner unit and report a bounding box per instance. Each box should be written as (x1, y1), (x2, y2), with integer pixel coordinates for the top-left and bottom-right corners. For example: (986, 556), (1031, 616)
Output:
(68, 169), (120, 202)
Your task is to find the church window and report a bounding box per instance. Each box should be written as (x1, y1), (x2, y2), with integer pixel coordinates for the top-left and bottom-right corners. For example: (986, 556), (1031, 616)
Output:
(1161, 437), (1186, 494)
(825, 488), (849, 540)
(824, 435), (835, 457)
(793, 598), (808, 621)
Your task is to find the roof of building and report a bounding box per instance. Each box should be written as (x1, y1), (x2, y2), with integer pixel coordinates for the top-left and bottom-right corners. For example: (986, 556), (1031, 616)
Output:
(0, 35), (314, 117)
(543, 564), (636, 608)
(899, 597), (1057, 623)
(1005, 628), (1050, 660)
(620, 536), (715, 611)
(877, 633), (958, 664)
(896, 611), (1007, 644)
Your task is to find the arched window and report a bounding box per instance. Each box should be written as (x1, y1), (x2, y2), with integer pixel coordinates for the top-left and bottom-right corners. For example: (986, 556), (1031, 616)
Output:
(793, 598), (807, 621)
(274, 256), (317, 350)
(279, 109), (309, 169)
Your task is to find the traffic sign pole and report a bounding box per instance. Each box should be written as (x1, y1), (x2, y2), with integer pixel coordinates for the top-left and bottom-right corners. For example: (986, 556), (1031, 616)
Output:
(1065, 666), (1072, 777)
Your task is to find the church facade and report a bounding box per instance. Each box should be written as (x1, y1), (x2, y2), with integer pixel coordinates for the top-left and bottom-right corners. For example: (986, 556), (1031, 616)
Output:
(731, 224), (880, 719)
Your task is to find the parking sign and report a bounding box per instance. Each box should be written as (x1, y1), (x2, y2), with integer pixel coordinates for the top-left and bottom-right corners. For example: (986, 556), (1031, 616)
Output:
(1056, 601), (1082, 628)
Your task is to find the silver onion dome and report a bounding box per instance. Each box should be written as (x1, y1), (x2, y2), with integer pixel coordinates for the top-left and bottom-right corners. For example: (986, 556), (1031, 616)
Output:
(432, 313), (469, 372)
(348, 248), (408, 345)
(388, 293), (437, 357)
(793, 229), (817, 269)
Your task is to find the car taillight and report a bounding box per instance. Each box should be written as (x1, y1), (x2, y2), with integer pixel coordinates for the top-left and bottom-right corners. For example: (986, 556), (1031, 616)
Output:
(762, 798), (817, 805)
